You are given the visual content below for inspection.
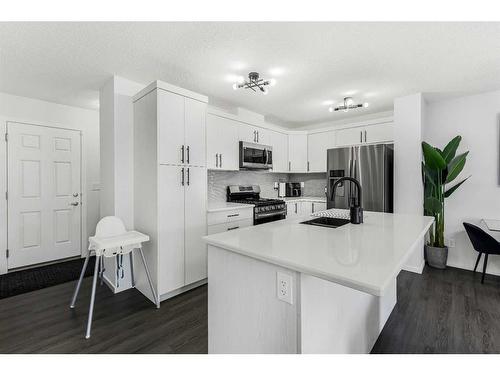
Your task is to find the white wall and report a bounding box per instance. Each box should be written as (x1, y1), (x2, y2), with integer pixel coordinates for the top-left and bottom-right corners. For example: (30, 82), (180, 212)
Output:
(394, 93), (426, 273)
(99, 76), (145, 292)
(0, 92), (99, 274)
(99, 76), (144, 229)
(425, 90), (500, 275)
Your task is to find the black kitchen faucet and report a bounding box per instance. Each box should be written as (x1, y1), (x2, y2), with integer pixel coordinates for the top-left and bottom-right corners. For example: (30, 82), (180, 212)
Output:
(330, 177), (363, 224)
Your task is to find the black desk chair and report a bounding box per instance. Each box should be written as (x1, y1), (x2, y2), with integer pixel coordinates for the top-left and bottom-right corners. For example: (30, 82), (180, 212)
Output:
(463, 222), (500, 284)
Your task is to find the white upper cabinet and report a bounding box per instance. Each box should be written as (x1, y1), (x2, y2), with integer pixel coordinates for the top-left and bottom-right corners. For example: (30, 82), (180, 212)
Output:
(269, 130), (288, 173)
(288, 133), (308, 172)
(184, 98), (207, 167)
(207, 114), (239, 170)
(238, 124), (269, 145)
(335, 122), (394, 147)
(335, 126), (364, 146)
(363, 122), (394, 144)
(157, 90), (206, 166)
(158, 90), (185, 165)
(307, 131), (335, 172)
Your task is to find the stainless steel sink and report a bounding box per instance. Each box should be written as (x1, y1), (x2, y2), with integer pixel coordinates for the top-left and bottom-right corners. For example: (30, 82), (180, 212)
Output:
(300, 217), (350, 228)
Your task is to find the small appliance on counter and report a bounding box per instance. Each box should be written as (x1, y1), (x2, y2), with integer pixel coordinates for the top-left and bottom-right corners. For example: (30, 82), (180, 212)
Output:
(227, 185), (286, 225)
(285, 182), (302, 197)
(278, 182), (286, 198)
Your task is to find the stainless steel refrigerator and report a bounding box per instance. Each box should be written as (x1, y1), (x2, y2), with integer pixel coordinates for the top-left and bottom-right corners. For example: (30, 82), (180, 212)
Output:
(326, 144), (393, 212)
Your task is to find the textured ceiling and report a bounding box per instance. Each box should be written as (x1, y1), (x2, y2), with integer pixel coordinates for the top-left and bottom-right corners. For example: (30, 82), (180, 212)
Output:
(1, 22), (499, 127)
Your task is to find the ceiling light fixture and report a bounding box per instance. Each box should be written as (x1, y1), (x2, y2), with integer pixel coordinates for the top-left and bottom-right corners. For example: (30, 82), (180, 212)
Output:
(329, 97), (369, 113)
(232, 72), (276, 94)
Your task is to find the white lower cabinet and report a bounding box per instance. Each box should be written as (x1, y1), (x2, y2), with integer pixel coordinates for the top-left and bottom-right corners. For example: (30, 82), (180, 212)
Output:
(184, 166), (208, 285)
(311, 202), (327, 213)
(207, 206), (254, 235)
(286, 200), (327, 219)
(158, 165), (207, 295)
(158, 165), (186, 293)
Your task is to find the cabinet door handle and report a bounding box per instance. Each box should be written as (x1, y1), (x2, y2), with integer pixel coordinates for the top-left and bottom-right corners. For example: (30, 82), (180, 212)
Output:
(216, 153), (219, 168)
(227, 226), (239, 231)
(360, 131), (363, 143)
(257, 131), (259, 143)
(364, 130), (367, 143)
(187, 167), (190, 186)
(295, 203), (297, 214)
(186, 145), (190, 164)
(181, 145), (185, 163)
(227, 213), (240, 218)
(289, 161), (291, 171)
(181, 168), (185, 186)
(312, 203), (315, 213)
(219, 154), (222, 168)
(307, 161), (310, 172)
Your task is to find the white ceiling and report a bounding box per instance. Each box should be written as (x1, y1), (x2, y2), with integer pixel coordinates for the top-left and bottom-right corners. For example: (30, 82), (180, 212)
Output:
(1, 22), (500, 127)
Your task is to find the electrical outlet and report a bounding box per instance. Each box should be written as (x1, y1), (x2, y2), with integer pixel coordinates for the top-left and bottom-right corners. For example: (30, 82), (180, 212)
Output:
(277, 272), (293, 304)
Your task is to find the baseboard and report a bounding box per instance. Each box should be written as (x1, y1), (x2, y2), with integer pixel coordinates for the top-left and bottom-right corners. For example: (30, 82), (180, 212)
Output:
(402, 259), (425, 274)
(160, 278), (207, 302)
(102, 274), (118, 294)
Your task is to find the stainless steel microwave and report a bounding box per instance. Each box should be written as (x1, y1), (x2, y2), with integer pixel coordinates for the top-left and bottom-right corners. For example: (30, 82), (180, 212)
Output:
(239, 141), (273, 170)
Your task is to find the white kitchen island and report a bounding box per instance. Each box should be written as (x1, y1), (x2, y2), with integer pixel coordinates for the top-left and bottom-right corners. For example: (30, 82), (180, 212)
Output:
(203, 210), (433, 354)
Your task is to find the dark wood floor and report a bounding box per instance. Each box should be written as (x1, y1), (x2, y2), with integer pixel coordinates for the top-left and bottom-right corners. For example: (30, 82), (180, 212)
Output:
(1, 265), (500, 353)
(0, 277), (207, 353)
(372, 266), (500, 353)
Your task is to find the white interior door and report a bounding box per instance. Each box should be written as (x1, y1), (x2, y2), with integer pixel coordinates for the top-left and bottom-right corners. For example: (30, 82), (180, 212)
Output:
(7, 122), (81, 269)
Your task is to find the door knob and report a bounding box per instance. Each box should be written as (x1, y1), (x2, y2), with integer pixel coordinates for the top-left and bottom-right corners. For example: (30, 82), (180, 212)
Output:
(70, 202), (79, 206)
(73, 193), (79, 197)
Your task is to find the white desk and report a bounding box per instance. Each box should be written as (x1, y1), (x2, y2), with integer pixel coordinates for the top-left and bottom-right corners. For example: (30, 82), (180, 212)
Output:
(482, 219), (500, 232)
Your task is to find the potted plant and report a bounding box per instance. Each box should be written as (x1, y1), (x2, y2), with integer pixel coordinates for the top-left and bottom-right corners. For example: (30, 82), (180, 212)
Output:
(422, 136), (470, 269)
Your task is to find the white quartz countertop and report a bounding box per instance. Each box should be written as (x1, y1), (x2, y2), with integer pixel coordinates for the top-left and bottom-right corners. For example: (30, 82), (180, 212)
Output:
(203, 211), (433, 296)
(207, 202), (254, 213)
(282, 196), (327, 203)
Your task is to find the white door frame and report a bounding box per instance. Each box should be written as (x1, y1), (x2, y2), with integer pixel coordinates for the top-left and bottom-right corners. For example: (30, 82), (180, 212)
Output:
(0, 118), (88, 274)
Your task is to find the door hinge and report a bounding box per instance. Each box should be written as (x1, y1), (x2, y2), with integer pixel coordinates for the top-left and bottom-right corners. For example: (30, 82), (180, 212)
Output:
(4, 133), (8, 142)
(6, 249), (9, 258)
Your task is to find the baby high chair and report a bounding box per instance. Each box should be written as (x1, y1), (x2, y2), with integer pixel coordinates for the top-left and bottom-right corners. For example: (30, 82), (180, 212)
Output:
(70, 216), (159, 339)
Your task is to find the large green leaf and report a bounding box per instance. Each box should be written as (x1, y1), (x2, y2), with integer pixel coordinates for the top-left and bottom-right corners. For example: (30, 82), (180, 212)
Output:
(422, 163), (437, 188)
(422, 142), (447, 170)
(442, 135), (462, 163)
(444, 176), (470, 197)
(445, 151), (469, 183)
(424, 197), (442, 214)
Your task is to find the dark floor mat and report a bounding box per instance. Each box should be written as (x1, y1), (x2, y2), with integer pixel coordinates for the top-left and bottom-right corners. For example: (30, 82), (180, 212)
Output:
(0, 257), (95, 300)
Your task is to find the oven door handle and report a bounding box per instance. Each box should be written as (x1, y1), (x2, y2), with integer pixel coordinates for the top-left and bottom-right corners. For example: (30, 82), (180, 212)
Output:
(255, 209), (287, 219)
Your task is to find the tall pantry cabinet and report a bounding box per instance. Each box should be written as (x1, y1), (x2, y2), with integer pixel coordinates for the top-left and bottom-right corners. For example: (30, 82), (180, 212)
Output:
(133, 81), (208, 304)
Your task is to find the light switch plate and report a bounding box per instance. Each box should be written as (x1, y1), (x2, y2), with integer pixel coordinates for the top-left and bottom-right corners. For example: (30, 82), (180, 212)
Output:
(277, 272), (293, 305)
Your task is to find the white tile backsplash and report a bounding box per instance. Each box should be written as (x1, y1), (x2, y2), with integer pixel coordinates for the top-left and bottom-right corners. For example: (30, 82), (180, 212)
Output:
(208, 170), (327, 203)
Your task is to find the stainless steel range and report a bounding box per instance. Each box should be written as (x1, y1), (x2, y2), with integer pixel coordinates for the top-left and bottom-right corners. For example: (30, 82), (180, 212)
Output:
(227, 185), (286, 225)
